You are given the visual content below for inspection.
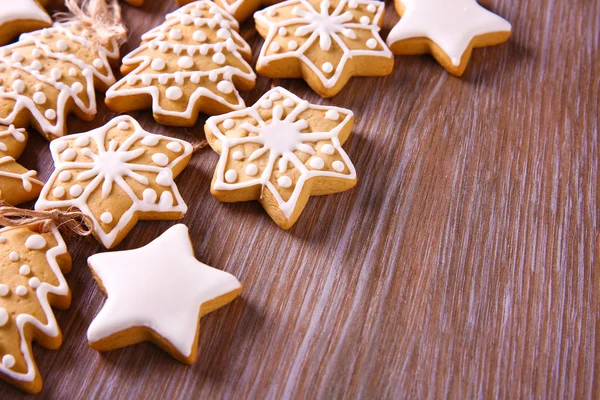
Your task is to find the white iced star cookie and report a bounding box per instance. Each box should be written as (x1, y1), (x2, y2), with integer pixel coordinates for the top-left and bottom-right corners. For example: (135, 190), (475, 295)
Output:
(0, 125), (43, 205)
(386, 0), (511, 76)
(0, 224), (71, 393)
(34, 116), (193, 249)
(254, 0), (393, 97)
(87, 224), (242, 363)
(0, 0), (51, 46)
(205, 86), (357, 229)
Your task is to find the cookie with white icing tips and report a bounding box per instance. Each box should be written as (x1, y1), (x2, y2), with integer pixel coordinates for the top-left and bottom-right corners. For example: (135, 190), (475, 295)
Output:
(87, 224), (242, 363)
(0, 224), (72, 393)
(254, 0), (393, 98)
(0, 125), (43, 205)
(105, 1), (256, 127)
(205, 86), (357, 229)
(0, 0), (51, 46)
(0, 22), (119, 140)
(386, 0), (512, 76)
(34, 116), (193, 249)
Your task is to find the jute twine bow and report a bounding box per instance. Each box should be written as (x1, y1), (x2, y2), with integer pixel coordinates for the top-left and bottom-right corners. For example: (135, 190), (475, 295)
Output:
(56, 0), (128, 46)
(0, 204), (93, 237)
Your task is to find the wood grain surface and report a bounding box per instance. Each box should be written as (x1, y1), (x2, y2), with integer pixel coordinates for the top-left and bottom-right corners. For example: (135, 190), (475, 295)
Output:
(1, 0), (598, 398)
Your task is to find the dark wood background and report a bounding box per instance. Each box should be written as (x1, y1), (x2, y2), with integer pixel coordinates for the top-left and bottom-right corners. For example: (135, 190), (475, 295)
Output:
(1, 0), (598, 398)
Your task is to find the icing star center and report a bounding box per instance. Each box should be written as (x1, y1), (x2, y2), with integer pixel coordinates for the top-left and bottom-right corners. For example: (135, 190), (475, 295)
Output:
(292, 2), (354, 51)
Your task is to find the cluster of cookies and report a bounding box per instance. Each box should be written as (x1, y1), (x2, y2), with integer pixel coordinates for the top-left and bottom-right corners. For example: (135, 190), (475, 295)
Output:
(0, 0), (511, 394)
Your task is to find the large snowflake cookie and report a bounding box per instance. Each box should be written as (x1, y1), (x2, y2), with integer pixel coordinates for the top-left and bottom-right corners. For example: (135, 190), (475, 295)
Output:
(0, 0), (51, 46)
(87, 224), (242, 363)
(105, 1), (256, 127)
(35, 116), (193, 249)
(254, 0), (393, 97)
(0, 22), (119, 140)
(0, 224), (71, 393)
(0, 125), (43, 205)
(205, 86), (357, 229)
(386, 0), (512, 76)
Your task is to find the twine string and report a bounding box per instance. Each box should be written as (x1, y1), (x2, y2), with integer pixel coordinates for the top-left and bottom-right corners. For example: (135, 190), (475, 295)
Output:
(56, 0), (127, 46)
(0, 204), (93, 236)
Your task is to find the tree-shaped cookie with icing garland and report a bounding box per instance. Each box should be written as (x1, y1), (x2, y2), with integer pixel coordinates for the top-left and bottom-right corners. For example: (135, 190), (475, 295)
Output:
(0, 224), (72, 393)
(0, 125), (43, 205)
(205, 86), (357, 229)
(386, 0), (512, 76)
(105, 1), (256, 127)
(254, 0), (393, 98)
(35, 116), (193, 249)
(0, 22), (119, 140)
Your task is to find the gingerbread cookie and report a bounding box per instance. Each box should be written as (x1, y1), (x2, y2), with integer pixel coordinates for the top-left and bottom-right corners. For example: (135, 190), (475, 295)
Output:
(87, 224), (241, 363)
(0, 223), (71, 393)
(105, 1), (256, 127)
(0, 0), (51, 46)
(254, 0), (393, 98)
(176, 0), (283, 22)
(35, 116), (193, 249)
(386, 0), (512, 76)
(0, 125), (43, 205)
(0, 22), (119, 140)
(205, 86), (357, 229)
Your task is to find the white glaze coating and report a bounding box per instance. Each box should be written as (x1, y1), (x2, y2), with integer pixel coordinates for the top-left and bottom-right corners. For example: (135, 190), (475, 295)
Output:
(255, 0), (392, 89)
(386, 0), (512, 66)
(0, 23), (118, 138)
(206, 86), (356, 219)
(87, 224), (241, 358)
(106, 1), (256, 120)
(35, 116), (193, 248)
(0, 226), (70, 383)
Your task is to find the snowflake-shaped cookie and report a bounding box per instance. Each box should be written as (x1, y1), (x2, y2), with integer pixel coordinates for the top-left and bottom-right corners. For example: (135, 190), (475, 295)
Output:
(254, 0), (393, 97)
(205, 86), (357, 229)
(0, 125), (43, 205)
(35, 116), (193, 248)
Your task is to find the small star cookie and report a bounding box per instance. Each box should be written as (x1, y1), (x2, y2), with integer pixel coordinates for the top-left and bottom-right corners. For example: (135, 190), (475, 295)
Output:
(386, 0), (512, 76)
(0, 125), (43, 205)
(105, 1), (256, 127)
(87, 224), (242, 363)
(254, 0), (393, 97)
(0, 22), (119, 140)
(0, 0), (51, 46)
(0, 224), (71, 393)
(205, 86), (357, 229)
(35, 116), (193, 249)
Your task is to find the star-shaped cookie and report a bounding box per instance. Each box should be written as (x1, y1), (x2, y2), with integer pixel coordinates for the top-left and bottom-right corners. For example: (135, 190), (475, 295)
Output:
(386, 0), (512, 76)
(254, 0), (393, 97)
(205, 86), (357, 229)
(35, 116), (193, 248)
(0, 125), (43, 205)
(87, 224), (242, 363)
(0, 0), (51, 46)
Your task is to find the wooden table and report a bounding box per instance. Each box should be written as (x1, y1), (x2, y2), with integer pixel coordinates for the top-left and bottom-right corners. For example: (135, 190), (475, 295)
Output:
(1, 0), (598, 398)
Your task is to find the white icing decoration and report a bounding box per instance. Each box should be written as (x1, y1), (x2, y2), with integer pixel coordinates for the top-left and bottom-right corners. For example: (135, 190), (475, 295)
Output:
(151, 58), (166, 71)
(86, 224), (241, 358)
(223, 119), (235, 129)
(152, 153), (169, 166)
(165, 86), (183, 101)
(8, 251), (19, 261)
(19, 265), (30, 275)
(2, 355), (15, 369)
(56, 40), (68, 51)
(325, 109), (339, 120)
(277, 175), (292, 188)
(156, 170), (173, 186)
(0, 156), (42, 192)
(0, 22), (119, 138)
(206, 87), (356, 219)
(52, 186), (65, 198)
(35, 116), (193, 248)
(100, 212), (113, 224)
(178, 56), (194, 69)
(332, 160), (345, 171)
(309, 156), (325, 169)
(0, 284), (7, 296)
(69, 184), (83, 197)
(0, 236), (5, 244)
(366, 38), (377, 49)
(245, 164), (258, 175)
(0, 124), (25, 151)
(61, 148), (77, 161)
(25, 234), (46, 249)
(29, 277), (40, 288)
(225, 169), (238, 182)
(232, 150), (244, 160)
(75, 136), (90, 147)
(0, 308), (7, 327)
(255, 0), (392, 89)
(118, 121), (130, 130)
(166, 142), (182, 152)
(320, 143), (335, 154)
(386, 0), (512, 66)
(58, 170), (72, 181)
(15, 285), (27, 296)
(283, 99), (295, 107)
(105, 1), (256, 122)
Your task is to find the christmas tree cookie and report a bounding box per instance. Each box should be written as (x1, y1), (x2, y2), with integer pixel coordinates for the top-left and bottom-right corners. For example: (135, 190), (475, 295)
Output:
(0, 0), (51, 46)
(205, 86), (357, 229)
(87, 224), (242, 363)
(0, 125), (43, 205)
(254, 0), (393, 97)
(0, 22), (120, 140)
(105, 1), (256, 127)
(0, 224), (72, 393)
(35, 116), (193, 249)
(386, 0), (512, 76)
